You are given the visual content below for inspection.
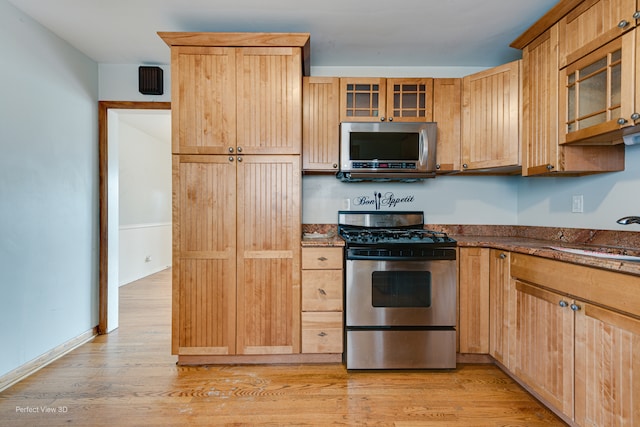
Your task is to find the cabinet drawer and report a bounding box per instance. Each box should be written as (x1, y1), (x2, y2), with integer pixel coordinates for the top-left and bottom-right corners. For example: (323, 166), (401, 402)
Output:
(302, 247), (343, 269)
(301, 312), (343, 353)
(302, 270), (343, 311)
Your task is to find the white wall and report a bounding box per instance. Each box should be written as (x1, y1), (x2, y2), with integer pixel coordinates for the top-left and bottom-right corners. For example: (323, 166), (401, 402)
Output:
(0, 0), (99, 377)
(99, 64), (170, 102)
(117, 115), (172, 285)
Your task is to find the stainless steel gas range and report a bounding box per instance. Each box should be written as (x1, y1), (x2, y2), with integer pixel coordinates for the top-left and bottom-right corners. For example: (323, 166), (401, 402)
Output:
(338, 211), (457, 370)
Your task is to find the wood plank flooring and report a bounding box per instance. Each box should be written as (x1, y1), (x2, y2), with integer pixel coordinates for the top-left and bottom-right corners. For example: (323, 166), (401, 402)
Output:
(0, 269), (566, 426)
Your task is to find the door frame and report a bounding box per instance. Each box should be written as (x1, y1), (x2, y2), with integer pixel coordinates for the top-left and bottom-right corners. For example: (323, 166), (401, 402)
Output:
(98, 101), (171, 334)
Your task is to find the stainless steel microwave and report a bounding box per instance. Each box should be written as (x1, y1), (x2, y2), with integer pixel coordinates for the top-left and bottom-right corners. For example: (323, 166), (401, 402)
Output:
(339, 122), (437, 181)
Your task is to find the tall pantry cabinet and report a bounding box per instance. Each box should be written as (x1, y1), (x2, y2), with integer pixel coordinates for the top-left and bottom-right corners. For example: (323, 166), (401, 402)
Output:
(159, 32), (309, 362)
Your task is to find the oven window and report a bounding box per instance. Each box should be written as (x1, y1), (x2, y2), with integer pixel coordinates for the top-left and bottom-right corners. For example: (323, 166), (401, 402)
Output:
(371, 271), (431, 307)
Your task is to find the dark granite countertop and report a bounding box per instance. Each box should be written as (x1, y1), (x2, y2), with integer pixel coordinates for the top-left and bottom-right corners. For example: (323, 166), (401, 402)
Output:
(301, 223), (640, 276)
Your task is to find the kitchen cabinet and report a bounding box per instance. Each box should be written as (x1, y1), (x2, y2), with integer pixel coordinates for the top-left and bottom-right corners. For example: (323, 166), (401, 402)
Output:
(301, 247), (343, 354)
(558, 0), (638, 69)
(302, 77), (340, 172)
(433, 78), (462, 173)
(520, 24), (625, 176)
(488, 250), (514, 369)
(560, 29), (640, 145)
(339, 77), (434, 123)
(461, 60), (521, 173)
(512, 281), (575, 419)
(161, 33), (307, 155)
(160, 33), (308, 361)
(458, 247), (490, 354)
(574, 302), (640, 427)
(510, 253), (640, 425)
(173, 154), (301, 356)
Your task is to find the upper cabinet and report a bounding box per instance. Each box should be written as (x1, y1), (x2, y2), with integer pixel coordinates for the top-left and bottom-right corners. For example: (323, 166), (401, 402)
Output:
(461, 60), (521, 172)
(302, 77), (340, 171)
(339, 78), (433, 122)
(160, 32), (309, 155)
(433, 78), (462, 173)
(558, 0), (638, 69)
(521, 25), (625, 175)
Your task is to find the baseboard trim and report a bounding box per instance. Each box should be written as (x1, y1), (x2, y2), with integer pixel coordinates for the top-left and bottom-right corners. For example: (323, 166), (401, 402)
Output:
(0, 326), (98, 392)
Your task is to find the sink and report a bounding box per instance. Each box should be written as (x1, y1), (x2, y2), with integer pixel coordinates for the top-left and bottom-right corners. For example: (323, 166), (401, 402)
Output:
(548, 246), (640, 262)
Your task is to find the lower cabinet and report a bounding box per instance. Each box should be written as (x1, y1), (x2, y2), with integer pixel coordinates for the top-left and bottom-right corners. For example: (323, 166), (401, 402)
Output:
(488, 249), (514, 369)
(510, 253), (640, 426)
(301, 247), (344, 354)
(513, 280), (575, 419)
(458, 247), (490, 353)
(574, 302), (640, 427)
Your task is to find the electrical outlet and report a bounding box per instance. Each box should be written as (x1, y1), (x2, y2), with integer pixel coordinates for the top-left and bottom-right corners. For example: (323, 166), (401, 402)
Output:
(572, 195), (583, 213)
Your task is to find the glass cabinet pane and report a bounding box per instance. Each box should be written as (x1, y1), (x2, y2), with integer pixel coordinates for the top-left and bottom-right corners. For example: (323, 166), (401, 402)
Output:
(564, 48), (622, 134)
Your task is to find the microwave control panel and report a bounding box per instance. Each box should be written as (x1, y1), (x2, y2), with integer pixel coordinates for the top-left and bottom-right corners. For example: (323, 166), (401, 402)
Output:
(351, 162), (417, 170)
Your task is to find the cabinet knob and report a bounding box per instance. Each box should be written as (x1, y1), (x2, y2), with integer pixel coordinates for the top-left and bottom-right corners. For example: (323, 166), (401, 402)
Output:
(436, 164), (441, 170)
(631, 112), (640, 121)
(380, 117), (386, 121)
(388, 117), (394, 122)
(559, 300), (569, 308)
(463, 164), (468, 169)
(633, 11), (640, 19)
(318, 288), (327, 296)
(499, 253), (507, 259)
(318, 332), (328, 337)
(228, 156), (234, 162)
(546, 164), (554, 170)
(333, 163), (338, 169)
(318, 256), (328, 261)
(618, 117), (628, 125)
(618, 19), (630, 28)
(228, 147), (234, 153)
(237, 156), (243, 162)
(570, 303), (581, 311)
(237, 146), (243, 153)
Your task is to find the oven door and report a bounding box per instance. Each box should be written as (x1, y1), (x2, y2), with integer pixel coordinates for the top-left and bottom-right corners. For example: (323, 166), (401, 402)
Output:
(345, 258), (456, 327)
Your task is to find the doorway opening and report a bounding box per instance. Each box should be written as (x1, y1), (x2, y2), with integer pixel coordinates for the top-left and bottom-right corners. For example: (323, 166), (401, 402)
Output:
(98, 101), (171, 334)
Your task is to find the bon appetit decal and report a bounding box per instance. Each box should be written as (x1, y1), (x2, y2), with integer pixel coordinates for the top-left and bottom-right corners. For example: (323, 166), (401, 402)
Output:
(353, 191), (415, 210)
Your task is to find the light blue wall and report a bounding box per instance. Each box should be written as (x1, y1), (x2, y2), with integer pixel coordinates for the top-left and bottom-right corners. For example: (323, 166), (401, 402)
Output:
(0, 0), (99, 377)
(517, 145), (640, 230)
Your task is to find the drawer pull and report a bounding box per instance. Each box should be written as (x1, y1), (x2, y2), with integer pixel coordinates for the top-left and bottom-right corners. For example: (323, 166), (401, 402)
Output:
(318, 288), (327, 295)
(318, 256), (328, 261)
(318, 332), (327, 337)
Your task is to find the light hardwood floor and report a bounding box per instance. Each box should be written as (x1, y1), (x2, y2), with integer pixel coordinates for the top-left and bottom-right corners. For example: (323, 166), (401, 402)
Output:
(0, 269), (566, 426)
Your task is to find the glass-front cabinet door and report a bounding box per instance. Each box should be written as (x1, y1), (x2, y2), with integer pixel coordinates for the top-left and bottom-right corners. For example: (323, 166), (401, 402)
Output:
(386, 78), (434, 122)
(560, 31), (638, 144)
(339, 78), (386, 122)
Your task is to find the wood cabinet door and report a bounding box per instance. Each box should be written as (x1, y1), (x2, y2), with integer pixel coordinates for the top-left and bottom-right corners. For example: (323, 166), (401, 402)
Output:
(433, 78), (461, 173)
(458, 247), (490, 354)
(488, 250), (514, 369)
(558, 0), (637, 68)
(461, 60), (521, 171)
(171, 47), (237, 155)
(560, 32), (637, 145)
(386, 78), (434, 122)
(339, 78), (387, 122)
(522, 27), (560, 176)
(514, 281), (574, 418)
(172, 155), (237, 355)
(235, 155), (301, 355)
(302, 77), (340, 171)
(574, 303), (640, 427)
(236, 48), (302, 155)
